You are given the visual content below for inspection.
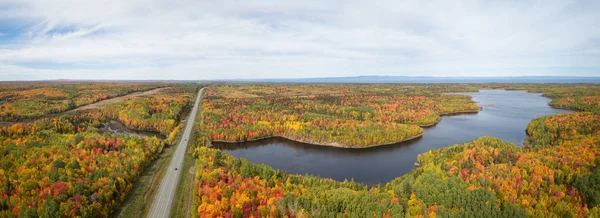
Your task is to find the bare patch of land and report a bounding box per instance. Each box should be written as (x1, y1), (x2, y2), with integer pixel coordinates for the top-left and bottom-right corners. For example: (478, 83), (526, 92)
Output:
(0, 122), (14, 128)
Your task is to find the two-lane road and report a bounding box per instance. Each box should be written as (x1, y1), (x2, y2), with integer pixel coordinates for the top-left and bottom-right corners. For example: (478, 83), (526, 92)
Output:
(147, 87), (204, 218)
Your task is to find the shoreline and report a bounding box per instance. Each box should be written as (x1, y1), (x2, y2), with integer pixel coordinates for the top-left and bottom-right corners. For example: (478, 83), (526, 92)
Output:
(0, 122), (16, 128)
(208, 91), (483, 149)
(68, 86), (169, 113)
(210, 109), (482, 149)
(418, 109), (482, 128)
(212, 132), (425, 149)
(548, 105), (580, 112)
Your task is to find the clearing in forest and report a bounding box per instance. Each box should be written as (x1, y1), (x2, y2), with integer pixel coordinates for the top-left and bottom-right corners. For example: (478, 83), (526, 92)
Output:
(69, 87), (169, 112)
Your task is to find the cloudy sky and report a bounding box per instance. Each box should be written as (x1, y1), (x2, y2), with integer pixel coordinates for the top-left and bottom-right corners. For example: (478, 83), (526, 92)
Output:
(0, 0), (599, 80)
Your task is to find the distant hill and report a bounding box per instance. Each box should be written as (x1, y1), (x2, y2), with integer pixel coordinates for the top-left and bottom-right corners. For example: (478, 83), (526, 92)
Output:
(213, 76), (600, 84)
(14, 76), (600, 84)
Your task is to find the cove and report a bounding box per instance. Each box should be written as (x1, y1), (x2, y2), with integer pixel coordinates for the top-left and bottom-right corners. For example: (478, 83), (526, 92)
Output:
(214, 90), (573, 185)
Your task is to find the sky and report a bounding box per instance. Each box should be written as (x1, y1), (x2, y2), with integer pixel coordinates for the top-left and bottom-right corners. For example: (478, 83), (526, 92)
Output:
(0, 0), (599, 80)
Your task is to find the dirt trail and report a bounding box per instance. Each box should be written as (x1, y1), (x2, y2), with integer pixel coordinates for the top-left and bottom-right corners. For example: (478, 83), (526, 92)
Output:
(0, 122), (14, 128)
(69, 87), (169, 112)
(0, 87), (169, 127)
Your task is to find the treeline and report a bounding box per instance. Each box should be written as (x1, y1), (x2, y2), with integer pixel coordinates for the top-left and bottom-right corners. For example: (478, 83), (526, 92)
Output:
(205, 84), (480, 99)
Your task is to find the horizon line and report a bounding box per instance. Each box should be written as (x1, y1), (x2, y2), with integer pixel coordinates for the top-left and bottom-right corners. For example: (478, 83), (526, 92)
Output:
(2, 75), (600, 82)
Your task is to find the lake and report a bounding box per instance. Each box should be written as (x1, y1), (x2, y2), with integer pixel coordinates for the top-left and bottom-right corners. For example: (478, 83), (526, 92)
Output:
(214, 90), (573, 185)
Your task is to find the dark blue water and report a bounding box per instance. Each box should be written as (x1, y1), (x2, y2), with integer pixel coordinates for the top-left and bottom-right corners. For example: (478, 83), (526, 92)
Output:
(214, 90), (573, 185)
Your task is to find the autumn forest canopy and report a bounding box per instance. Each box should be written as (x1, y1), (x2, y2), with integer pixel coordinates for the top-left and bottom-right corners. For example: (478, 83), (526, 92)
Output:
(0, 82), (198, 217)
(1, 82), (600, 217)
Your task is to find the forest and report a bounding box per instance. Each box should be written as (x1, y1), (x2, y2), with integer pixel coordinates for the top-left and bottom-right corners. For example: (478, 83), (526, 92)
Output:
(192, 84), (600, 217)
(0, 83), (200, 217)
(1, 82), (600, 217)
(202, 84), (480, 147)
(0, 82), (167, 122)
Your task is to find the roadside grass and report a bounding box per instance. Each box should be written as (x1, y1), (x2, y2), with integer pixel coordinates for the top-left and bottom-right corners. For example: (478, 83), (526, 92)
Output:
(171, 87), (206, 218)
(169, 144), (196, 218)
(115, 139), (178, 217)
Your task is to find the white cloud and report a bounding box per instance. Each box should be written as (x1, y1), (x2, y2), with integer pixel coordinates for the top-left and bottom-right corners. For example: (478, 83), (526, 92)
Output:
(0, 0), (599, 80)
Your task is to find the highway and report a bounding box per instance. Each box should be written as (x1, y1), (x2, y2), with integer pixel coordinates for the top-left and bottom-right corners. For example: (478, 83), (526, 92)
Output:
(147, 87), (204, 218)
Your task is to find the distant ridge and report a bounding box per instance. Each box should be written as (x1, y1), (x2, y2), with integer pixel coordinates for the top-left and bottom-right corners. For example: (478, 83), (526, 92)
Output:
(213, 76), (600, 84)
(4, 76), (600, 84)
